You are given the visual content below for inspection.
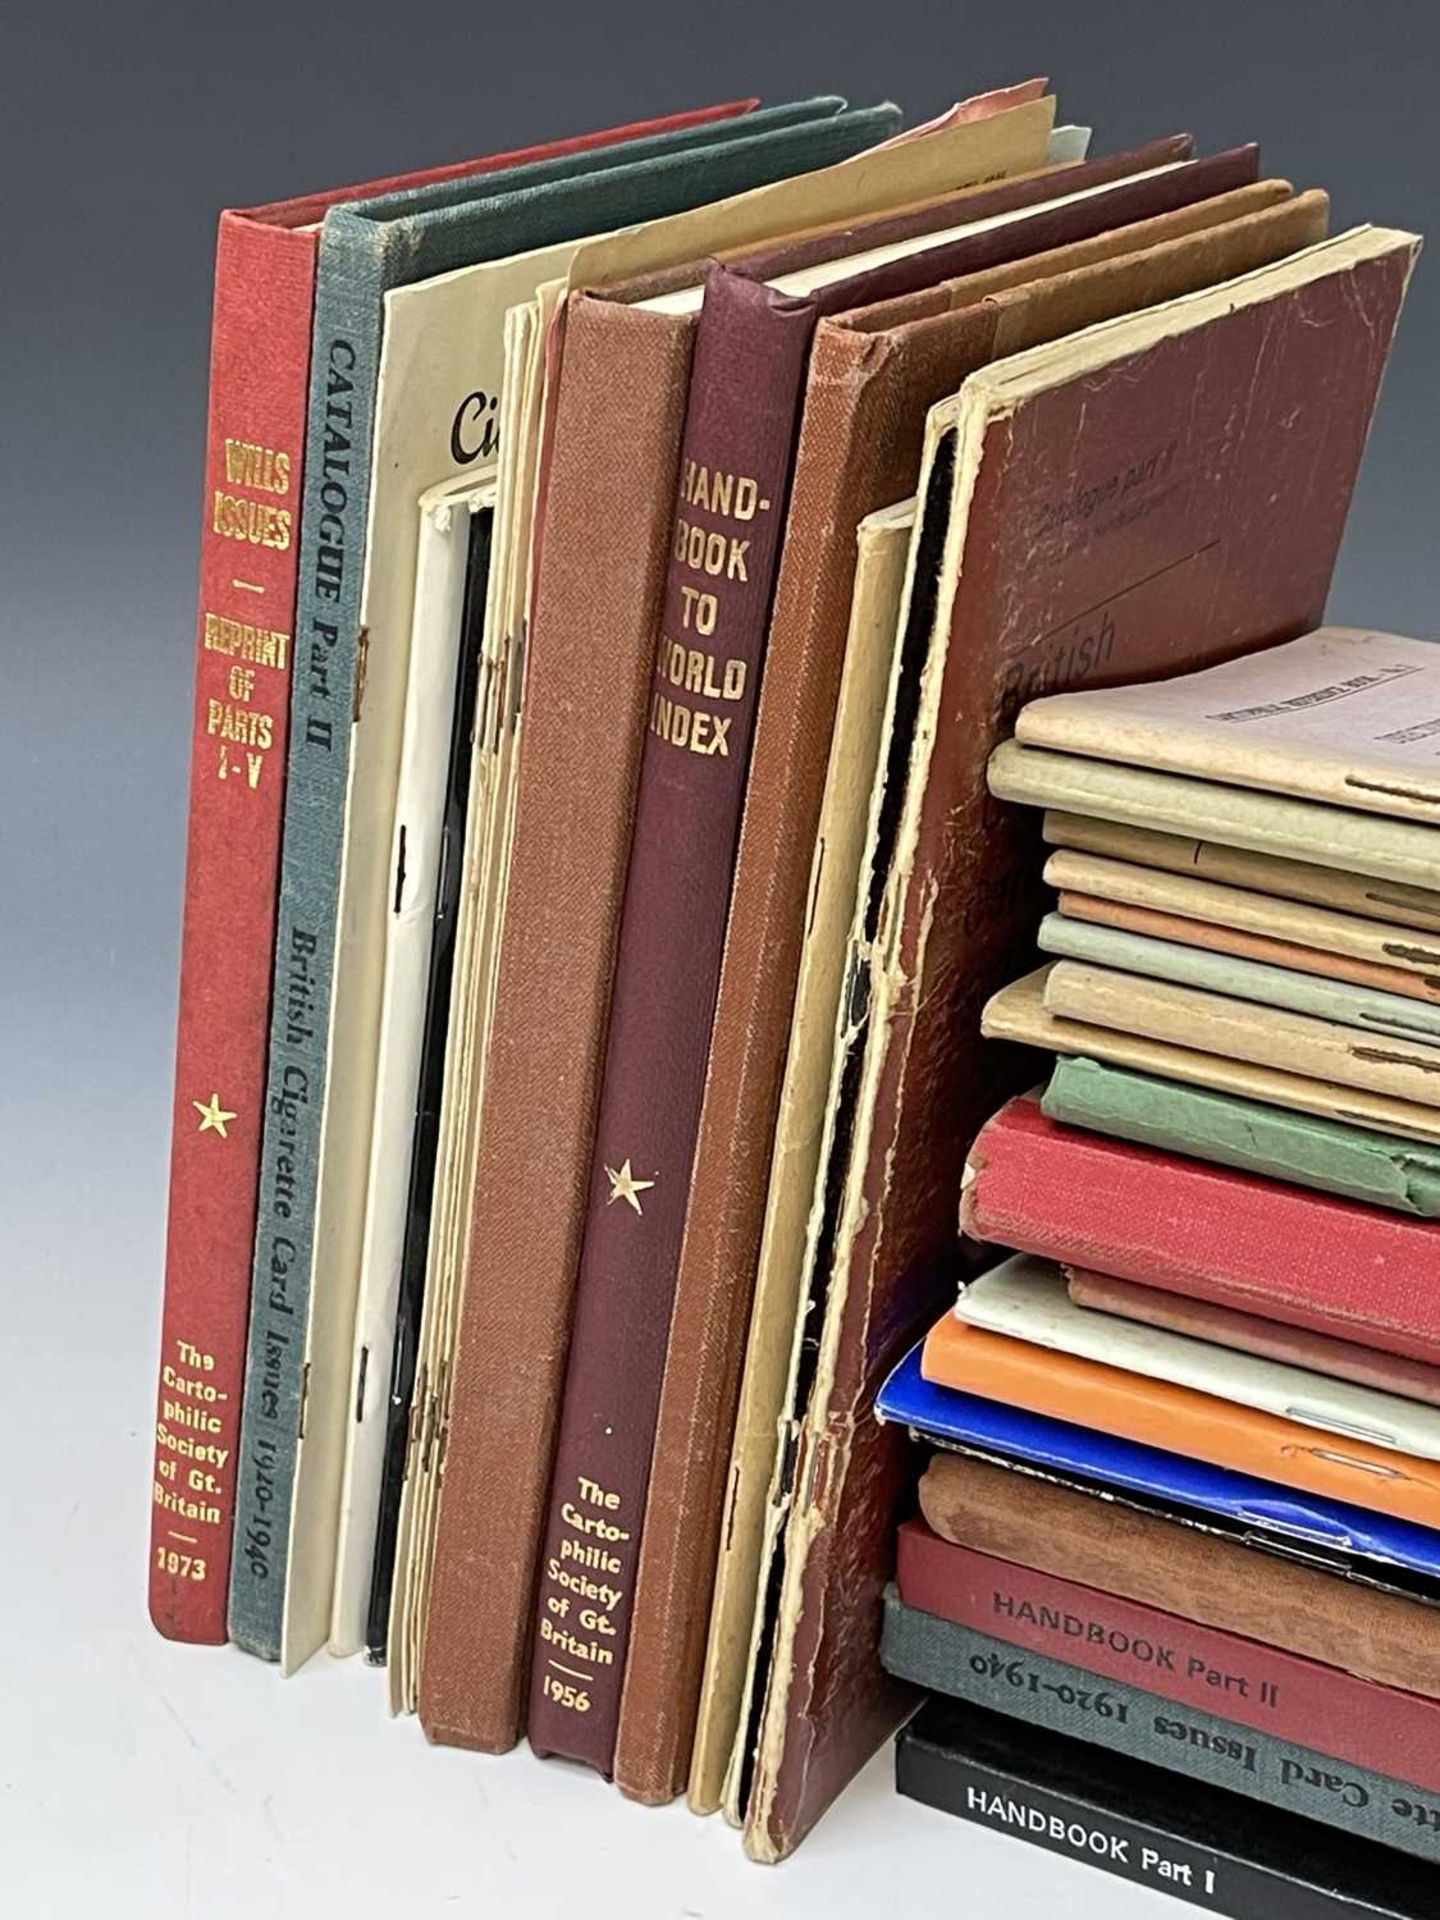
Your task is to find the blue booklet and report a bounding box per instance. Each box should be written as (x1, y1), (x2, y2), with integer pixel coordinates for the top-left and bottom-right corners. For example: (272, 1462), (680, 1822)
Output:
(878, 1342), (1440, 1587)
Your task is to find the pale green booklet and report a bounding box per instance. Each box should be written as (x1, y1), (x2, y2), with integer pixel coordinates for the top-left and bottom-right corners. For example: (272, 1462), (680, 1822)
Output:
(988, 738), (1440, 888)
(1043, 1054), (1440, 1215)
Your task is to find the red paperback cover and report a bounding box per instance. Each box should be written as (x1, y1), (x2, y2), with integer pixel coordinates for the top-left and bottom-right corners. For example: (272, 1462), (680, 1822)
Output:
(897, 1520), (1440, 1794)
(960, 1093), (1440, 1366)
(148, 99), (755, 1646)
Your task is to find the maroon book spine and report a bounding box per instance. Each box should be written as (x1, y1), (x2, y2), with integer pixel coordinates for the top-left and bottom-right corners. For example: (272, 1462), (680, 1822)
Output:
(526, 270), (816, 1769)
(897, 1521), (1440, 1795)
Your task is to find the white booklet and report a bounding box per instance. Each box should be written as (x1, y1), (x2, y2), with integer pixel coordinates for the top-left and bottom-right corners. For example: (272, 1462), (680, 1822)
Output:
(289, 230), (604, 1672)
(958, 1256), (1440, 1461)
(329, 473), (495, 1656)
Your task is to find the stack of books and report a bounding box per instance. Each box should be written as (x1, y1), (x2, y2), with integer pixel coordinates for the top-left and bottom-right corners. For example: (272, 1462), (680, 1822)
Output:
(881, 629), (1440, 1909)
(149, 81), (1423, 1867)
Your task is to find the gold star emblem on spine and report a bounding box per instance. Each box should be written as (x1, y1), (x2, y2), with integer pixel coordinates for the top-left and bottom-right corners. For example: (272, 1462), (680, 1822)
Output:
(193, 1093), (237, 1139)
(604, 1158), (655, 1215)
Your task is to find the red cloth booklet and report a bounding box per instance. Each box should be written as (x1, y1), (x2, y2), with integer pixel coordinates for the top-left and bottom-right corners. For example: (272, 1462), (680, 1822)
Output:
(961, 1093), (1440, 1366)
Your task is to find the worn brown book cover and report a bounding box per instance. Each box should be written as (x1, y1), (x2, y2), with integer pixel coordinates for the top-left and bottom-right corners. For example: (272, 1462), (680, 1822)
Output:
(614, 157), (1313, 1804)
(610, 145), (1274, 1797)
(660, 180), (1328, 1812)
(919, 1450), (1440, 1698)
(677, 180), (1320, 1819)
(740, 227), (1418, 1860)
(532, 115), (1099, 1776)
(619, 169), (1316, 1813)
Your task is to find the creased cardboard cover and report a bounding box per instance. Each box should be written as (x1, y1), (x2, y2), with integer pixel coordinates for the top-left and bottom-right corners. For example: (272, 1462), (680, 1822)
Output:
(989, 738), (1440, 888)
(743, 228), (1419, 1860)
(1038, 911), (1440, 1043)
(1059, 892), (1440, 1003)
(1043, 848), (1440, 980)
(1043, 1054), (1440, 1213)
(1046, 959), (1440, 1107)
(1016, 625), (1440, 821)
(986, 966), (1440, 1144)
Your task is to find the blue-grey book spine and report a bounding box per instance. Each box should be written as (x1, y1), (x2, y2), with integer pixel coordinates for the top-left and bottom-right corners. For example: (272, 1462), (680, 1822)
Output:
(227, 98), (903, 1657)
(881, 1592), (1440, 1868)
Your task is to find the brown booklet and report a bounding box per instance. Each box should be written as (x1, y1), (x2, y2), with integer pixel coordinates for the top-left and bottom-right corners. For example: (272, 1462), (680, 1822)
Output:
(919, 1450), (1440, 1699)
(416, 100), (1057, 1757)
(633, 176), (1323, 1818)
(738, 224), (1419, 1860)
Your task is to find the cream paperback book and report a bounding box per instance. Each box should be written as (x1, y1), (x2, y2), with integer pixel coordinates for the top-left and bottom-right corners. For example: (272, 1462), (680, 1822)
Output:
(1016, 625), (1440, 820)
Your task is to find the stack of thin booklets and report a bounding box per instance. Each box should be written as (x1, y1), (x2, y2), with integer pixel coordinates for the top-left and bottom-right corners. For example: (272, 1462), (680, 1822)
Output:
(882, 629), (1440, 1912)
(149, 76), (1423, 1869)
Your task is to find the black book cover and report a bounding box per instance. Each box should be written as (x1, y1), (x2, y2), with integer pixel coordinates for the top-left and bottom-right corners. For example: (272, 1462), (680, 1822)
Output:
(898, 1700), (1440, 1919)
(365, 505), (494, 1661)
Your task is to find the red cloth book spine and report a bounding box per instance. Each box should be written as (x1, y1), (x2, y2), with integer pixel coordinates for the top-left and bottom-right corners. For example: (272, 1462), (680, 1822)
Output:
(526, 269), (817, 1769)
(961, 1093), (1440, 1364)
(149, 209), (324, 1644)
(897, 1520), (1440, 1794)
(149, 100), (757, 1647)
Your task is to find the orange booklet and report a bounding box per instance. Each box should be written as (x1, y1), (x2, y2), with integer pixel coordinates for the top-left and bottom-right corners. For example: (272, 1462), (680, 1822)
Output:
(922, 1312), (1440, 1529)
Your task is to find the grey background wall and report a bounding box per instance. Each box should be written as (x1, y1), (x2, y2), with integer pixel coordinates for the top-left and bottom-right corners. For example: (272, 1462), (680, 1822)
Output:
(1, 0), (1434, 1613)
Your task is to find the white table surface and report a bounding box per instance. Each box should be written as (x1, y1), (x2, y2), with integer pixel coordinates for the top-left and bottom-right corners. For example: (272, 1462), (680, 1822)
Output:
(0, 1048), (1177, 1919)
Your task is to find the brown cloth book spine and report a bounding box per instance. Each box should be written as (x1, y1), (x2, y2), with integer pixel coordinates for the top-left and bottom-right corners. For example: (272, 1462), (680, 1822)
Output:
(746, 232), (1418, 1860)
(919, 1449), (1440, 1699)
(525, 270), (817, 1771)
(417, 294), (695, 1754)
(613, 144), (1281, 1808)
